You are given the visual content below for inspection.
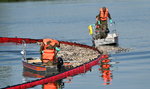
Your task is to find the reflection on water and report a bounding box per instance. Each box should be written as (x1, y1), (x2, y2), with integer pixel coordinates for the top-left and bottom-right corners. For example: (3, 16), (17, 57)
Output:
(99, 56), (113, 85)
(42, 77), (73, 89)
(42, 79), (65, 89)
(41, 77), (73, 89)
(23, 68), (73, 89)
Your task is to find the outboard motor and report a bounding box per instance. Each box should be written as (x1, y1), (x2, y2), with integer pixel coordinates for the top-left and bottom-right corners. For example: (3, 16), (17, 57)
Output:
(57, 57), (64, 72)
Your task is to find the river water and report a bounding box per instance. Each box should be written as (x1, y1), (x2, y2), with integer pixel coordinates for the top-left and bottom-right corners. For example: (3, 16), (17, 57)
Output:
(0, 0), (150, 89)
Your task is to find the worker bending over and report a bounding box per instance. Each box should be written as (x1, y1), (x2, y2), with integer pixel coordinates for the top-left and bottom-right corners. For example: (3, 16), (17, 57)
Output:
(40, 38), (60, 66)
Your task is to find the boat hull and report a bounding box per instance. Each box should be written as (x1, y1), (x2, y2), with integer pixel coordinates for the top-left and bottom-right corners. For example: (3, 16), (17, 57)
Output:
(22, 57), (72, 76)
(22, 58), (59, 76)
(93, 33), (118, 46)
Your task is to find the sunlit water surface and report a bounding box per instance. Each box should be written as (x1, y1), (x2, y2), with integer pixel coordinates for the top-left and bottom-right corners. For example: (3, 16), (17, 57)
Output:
(0, 0), (150, 89)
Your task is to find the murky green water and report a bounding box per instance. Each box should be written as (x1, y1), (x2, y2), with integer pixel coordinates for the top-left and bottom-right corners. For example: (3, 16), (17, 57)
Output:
(0, 0), (150, 89)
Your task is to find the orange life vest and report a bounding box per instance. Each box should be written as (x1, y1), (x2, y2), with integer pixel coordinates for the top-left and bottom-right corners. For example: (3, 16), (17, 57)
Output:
(53, 39), (60, 47)
(42, 39), (59, 62)
(43, 39), (56, 47)
(99, 8), (109, 21)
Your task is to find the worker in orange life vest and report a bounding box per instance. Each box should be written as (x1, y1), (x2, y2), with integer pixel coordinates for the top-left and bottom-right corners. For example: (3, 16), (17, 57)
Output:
(40, 38), (60, 66)
(96, 6), (113, 33)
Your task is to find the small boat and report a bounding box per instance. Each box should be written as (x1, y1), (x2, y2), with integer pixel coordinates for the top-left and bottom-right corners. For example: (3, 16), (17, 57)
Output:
(21, 40), (100, 77)
(22, 57), (66, 76)
(21, 41), (73, 77)
(93, 32), (118, 46)
(22, 56), (76, 76)
(89, 22), (118, 46)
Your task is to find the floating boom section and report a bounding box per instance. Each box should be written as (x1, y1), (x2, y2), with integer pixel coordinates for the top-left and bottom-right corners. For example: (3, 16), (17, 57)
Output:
(0, 37), (42, 43)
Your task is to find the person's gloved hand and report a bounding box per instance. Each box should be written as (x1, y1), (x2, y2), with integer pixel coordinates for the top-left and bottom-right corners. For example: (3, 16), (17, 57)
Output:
(109, 19), (113, 24)
(92, 24), (95, 27)
(98, 21), (101, 24)
(42, 51), (44, 53)
(55, 47), (61, 51)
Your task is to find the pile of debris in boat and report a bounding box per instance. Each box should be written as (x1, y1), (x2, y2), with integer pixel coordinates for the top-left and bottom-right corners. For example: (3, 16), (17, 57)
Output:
(57, 43), (100, 67)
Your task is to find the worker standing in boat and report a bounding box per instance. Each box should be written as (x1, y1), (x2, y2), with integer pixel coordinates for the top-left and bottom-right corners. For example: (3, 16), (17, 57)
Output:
(96, 6), (113, 33)
(40, 38), (60, 66)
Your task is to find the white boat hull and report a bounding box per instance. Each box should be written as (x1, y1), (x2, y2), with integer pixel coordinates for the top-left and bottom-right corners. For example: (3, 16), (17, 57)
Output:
(93, 33), (118, 46)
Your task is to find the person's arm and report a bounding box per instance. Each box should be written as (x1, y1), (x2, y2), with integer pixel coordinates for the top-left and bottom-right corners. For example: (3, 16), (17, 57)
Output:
(55, 47), (61, 51)
(108, 12), (112, 20)
(96, 14), (100, 20)
(108, 12), (113, 24)
(40, 43), (44, 54)
(96, 14), (101, 24)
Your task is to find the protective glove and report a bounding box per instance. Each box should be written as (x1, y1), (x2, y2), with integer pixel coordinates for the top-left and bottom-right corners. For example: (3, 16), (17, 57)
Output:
(109, 19), (113, 24)
(92, 24), (95, 27)
(98, 21), (101, 24)
(42, 51), (44, 53)
(55, 47), (61, 51)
